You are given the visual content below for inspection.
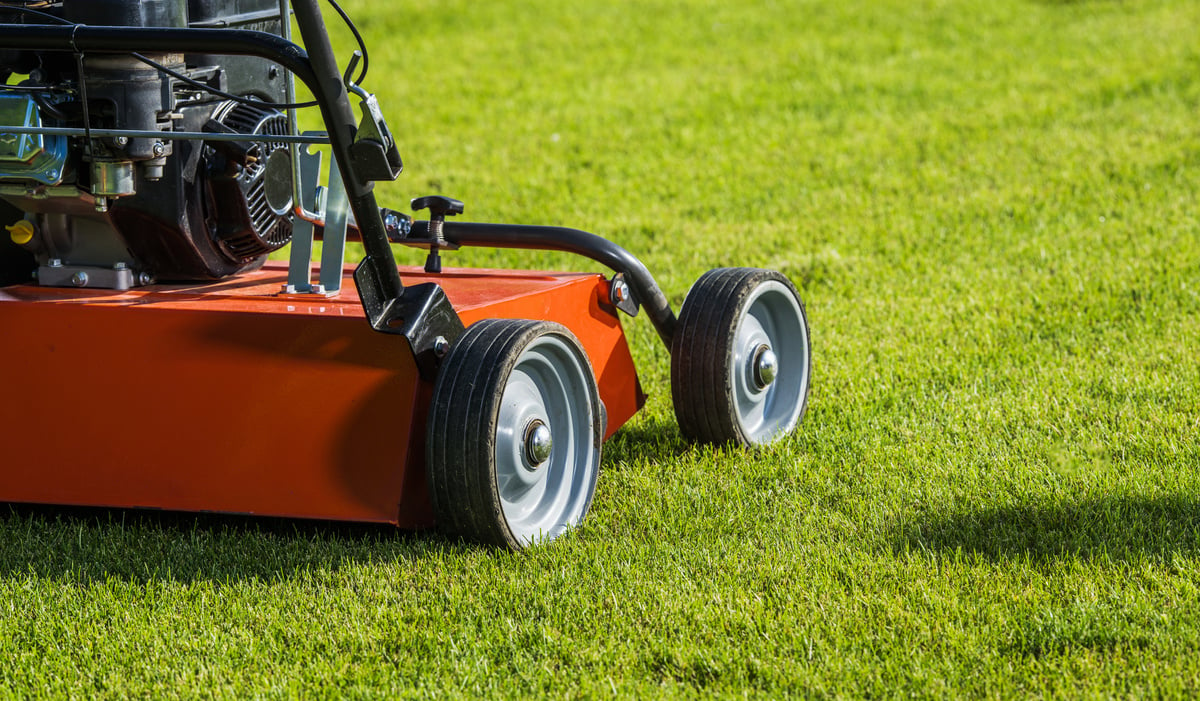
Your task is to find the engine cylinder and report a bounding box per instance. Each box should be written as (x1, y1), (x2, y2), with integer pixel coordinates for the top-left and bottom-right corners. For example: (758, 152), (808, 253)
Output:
(64, 0), (186, 28)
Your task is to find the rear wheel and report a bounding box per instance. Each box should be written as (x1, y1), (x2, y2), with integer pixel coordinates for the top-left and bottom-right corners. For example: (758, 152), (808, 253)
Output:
(426, 319), (602, 549)
(671, 268), (811, 447)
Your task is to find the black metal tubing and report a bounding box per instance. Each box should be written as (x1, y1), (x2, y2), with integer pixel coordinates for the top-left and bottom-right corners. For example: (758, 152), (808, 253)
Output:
(0, 25), (315, 83)
(411, 221), (677, 347)
(287, 0), (403, 300)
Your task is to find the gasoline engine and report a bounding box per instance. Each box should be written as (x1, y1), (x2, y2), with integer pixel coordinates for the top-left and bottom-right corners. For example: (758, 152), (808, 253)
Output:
(0, 0), (295, 289)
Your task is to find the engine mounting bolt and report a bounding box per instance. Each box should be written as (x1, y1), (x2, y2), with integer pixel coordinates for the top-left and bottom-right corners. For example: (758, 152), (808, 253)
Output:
(433, 336), (450, 358)
(113, 136), (128, 147)
(71, 271), (88, 287)
(152, 142), (166, 157)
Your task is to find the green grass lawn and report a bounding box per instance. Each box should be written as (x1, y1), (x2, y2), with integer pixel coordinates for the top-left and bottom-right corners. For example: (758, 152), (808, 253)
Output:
(4, 0), (1200, 696)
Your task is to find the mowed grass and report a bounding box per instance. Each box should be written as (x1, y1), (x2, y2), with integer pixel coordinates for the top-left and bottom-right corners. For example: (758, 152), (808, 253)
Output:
(3, 0), (1200, 696)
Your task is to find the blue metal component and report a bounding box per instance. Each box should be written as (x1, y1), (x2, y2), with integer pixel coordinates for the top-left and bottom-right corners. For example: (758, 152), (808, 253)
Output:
(0, 95), (68, 185)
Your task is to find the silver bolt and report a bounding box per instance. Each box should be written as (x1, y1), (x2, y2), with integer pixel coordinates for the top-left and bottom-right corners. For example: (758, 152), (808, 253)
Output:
(613, 279), (629, 302)
(113, 136), (129, 147)
(152, 142), (167, 157)
(71, 271), (89, 287)
(753, 345), (778, 389)
(138, 272), (153, 286)
(113, 261), (127, 270)
(524, 420), (553, 467)
(48, 258), (62, 267)
(433, 336), (450, 358)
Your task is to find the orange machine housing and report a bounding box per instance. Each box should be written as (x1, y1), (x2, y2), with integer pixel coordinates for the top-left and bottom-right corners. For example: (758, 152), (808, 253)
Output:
(0, 262), (643, 527)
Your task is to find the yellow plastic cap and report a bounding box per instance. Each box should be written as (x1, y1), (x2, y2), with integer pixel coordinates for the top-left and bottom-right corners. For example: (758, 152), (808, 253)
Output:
(6, 220), (34, 246)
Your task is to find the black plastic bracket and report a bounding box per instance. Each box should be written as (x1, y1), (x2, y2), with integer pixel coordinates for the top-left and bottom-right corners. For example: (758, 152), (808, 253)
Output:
(355, 262), (465, 379)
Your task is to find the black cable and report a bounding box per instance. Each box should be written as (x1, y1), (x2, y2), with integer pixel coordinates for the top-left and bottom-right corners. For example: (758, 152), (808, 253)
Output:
(131, 52), (319, 109)
(323, 0), (368, 85)
(0, 4), (69, 25)
(30, 89), (73, 120)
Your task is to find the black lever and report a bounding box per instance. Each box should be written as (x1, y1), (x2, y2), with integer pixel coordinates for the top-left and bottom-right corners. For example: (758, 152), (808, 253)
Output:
(412, 196), (464, 218)
(412, 196), (464, 273)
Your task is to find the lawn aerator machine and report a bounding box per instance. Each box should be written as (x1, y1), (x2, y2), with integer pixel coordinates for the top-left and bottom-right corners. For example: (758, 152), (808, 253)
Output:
(0, 0), (812, 548)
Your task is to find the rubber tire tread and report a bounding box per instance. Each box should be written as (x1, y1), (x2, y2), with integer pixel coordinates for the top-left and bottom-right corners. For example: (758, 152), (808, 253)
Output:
(670, 268), (809, 447)
(426, 318), (599, 549)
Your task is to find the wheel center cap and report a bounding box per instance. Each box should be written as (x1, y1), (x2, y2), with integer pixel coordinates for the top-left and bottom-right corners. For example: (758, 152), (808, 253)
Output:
(524, 419), (553, 467)
(753, 345), (778, 389)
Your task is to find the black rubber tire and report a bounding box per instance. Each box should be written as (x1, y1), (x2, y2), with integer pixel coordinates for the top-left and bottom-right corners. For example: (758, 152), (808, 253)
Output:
(426, 318), (602, 550)
(670, 268), (812, 447)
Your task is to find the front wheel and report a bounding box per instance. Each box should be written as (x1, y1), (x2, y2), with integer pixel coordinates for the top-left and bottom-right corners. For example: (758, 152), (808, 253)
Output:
(671, 268), (811, 447)
(426, 319), (603, 549)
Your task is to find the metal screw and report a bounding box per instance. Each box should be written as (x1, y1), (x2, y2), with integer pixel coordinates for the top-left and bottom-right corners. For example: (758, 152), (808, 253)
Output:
(113, 136), (129, 147)
(113, 262), (127, 270)
(613, 279), (629, 302)
(152, 142), (167, 157)
(48, 258), (62, 267)
(138, 272), (153, 286)
(383, 211), (403, 235)
(71, 271), (88, 287)
(433, 336), (450, 358)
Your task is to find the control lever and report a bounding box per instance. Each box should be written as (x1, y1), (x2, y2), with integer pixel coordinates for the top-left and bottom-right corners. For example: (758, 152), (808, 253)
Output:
(412, 195), (464, 274)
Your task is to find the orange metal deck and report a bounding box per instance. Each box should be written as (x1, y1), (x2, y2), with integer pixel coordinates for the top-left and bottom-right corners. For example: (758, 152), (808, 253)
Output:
(0, 262), (643, 527)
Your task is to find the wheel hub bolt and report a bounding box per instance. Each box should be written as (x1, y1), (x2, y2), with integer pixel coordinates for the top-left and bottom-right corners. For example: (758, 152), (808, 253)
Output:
(524, 420), (553, 467)
(753, 345), (778, 388)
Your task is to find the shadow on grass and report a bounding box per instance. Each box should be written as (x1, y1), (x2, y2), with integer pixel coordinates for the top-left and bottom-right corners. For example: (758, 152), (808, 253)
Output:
(601, 414), (688, 467)
(893, 493), (1200, 563)
(0, 502), (475, 585)
(0, 419), (688, 585)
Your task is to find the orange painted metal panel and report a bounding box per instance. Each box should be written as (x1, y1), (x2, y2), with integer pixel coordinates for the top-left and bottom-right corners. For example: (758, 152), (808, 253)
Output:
(0, 263), (643, 526)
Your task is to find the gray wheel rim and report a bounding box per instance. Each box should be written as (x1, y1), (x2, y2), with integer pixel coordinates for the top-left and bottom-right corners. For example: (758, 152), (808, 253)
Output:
(494, 333), (599, 546)
(729, 280), (810, 444)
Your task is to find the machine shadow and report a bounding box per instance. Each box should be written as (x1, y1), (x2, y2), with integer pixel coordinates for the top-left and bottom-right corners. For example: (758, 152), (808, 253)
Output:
(892, 493), (1200, 563)
(601, 414), (688, 467)
(0, 503), (469, 586)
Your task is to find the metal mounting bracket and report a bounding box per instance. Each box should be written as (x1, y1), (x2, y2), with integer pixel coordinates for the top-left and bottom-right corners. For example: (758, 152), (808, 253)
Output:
(284, 134), (348, 295)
